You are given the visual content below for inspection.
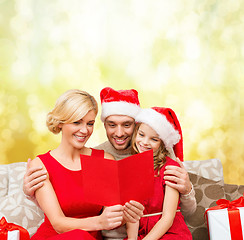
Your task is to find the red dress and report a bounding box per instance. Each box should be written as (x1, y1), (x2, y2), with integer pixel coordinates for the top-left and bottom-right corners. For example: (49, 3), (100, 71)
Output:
(31, 149), (104, 240)
(137, 157), (192, 240)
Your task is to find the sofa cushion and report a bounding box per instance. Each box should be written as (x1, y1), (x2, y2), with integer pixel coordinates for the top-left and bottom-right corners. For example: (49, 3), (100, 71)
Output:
(185, 172), (226, 240)
(224, 183), (244, 201)
(183, 158), (223, 181)
(0, 162), (44, 237)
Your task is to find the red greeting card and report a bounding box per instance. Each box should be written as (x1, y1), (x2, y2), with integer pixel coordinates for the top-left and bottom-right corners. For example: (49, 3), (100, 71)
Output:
(80, 150), (154, 206)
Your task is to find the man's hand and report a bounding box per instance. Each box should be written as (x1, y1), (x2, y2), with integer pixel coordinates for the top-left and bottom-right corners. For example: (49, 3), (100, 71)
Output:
(164, 158), (192, 195)
(123, 200), (144, 223)
(23, 158), (47, 198)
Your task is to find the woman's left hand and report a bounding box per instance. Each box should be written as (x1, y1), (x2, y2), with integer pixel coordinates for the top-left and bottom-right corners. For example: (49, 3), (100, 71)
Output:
(123, 200), (144, 223)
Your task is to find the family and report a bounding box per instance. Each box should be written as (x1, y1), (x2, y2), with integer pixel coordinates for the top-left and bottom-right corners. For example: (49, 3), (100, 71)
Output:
(23, 87), (196, 239)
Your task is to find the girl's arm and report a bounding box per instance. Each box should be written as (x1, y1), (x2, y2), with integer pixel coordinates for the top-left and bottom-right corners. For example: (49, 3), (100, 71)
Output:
(142, 185), (179, 240)
(30, 157), (124, 234)
(126, 221), (139, 240)
(164, 158), (197, 217)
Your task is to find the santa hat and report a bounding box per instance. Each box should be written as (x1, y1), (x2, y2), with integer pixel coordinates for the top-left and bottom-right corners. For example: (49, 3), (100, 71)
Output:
(100, 87), (141, 122)
(135, 107), (184, 161)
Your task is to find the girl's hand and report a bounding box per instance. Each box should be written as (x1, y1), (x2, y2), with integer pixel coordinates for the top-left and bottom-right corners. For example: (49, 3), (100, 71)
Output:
(123, 200), (144, 223)
(99, 205), (124, 230)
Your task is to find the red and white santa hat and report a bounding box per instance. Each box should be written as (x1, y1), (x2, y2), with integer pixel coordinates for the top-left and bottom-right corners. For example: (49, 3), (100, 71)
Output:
(100, 87), (141, 122)
(135, 107), (184, 161)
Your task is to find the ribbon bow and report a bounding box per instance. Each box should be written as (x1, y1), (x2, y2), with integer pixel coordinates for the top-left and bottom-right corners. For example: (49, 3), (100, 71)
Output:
(0, 217), (30, 240)
(0, 217), (16, 231)
(208, 195), (244, 212)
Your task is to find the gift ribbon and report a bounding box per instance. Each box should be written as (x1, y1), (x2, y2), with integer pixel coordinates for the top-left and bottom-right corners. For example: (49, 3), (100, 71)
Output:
(0, 217), (30, 240)
(205, 194), (244, 240)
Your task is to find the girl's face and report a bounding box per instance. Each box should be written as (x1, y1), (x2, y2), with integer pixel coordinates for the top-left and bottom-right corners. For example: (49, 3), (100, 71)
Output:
(60, 110), (96, 149)
(135, 123), (162, 153)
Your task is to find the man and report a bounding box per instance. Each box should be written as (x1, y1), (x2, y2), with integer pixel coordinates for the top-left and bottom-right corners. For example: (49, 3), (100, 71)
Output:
(96, 87), (196, 239)
(23, 87), (196, 239)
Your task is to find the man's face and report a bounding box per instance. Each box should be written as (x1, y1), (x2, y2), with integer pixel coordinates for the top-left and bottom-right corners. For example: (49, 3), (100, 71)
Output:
(104, 115), (135, 151)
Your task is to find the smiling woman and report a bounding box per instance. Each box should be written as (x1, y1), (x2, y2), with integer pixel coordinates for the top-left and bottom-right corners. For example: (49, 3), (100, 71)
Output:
(25, 89), (125, 239)
(60, 111), (96, 153)
(46, 89), (98, 135)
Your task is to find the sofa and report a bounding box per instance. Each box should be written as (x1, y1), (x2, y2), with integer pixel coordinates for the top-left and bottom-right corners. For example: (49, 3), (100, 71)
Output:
(0, 159), (243, 240)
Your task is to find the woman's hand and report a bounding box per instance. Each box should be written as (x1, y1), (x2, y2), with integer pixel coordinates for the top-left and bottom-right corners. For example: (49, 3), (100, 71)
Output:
(99, 205), (124, 230)
(123, 200), (144, 223)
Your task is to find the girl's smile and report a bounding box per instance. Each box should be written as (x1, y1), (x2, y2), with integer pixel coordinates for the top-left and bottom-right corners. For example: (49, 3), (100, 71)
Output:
(135, 123), (162, 153)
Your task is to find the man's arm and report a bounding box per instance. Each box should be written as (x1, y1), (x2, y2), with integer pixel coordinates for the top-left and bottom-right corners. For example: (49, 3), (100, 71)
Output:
(179, 185), (196, 217)
(163, 158), (197, 217)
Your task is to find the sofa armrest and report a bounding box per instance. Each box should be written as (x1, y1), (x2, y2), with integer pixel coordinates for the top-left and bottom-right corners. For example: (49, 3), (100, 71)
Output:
(0, 162), (44, 237)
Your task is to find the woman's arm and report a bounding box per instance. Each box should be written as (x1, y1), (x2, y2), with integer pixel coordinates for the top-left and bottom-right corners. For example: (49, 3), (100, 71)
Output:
(142, 185), (179, 240)
(30, 157), (124, 233)
(126, 221), (139, 240)
(23, 158), (47, 203)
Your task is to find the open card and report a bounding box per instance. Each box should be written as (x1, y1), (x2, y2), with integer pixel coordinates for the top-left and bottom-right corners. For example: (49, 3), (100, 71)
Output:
(80, 150), (154, 206)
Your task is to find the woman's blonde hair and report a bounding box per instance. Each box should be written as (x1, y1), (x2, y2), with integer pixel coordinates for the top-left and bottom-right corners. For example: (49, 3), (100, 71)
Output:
(46, 89), (98, 134)
(131, 123), (168, 175)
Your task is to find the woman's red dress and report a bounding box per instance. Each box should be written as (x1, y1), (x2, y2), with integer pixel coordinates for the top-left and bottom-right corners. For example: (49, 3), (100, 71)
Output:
(31, 149), (104, 240)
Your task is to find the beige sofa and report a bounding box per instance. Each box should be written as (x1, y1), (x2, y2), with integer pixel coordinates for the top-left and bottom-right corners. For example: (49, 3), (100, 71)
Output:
(0, 159), (243, 240)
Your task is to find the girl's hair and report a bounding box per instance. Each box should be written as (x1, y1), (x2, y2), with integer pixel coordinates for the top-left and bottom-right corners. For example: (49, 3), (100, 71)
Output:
(131, 123), (169, 175)
(46, 89), (98, 134)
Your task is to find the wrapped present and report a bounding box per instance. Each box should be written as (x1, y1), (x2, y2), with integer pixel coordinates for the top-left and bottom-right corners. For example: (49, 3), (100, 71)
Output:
(8, 230), (20, 240)
(205, 195), (244, 240)
(0, 217), (30, 240)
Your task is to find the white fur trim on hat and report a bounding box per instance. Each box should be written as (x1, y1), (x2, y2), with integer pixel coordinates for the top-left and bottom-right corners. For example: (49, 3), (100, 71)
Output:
(101, 101), (141, 122)
(135, 108), (180, 150)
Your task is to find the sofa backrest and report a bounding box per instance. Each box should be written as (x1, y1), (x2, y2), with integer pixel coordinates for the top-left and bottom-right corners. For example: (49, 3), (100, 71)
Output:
(183, 158), (223, 181)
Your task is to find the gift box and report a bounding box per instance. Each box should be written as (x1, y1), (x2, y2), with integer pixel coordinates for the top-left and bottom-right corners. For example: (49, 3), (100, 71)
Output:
(0, 217), (30, 240)
(205, 195), (244, 240)
(7, 230), (20, 240)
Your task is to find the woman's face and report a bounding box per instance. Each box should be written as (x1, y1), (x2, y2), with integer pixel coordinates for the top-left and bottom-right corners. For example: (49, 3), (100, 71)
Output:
(135, 123), (162, 153)
(61, 110), (96, 149)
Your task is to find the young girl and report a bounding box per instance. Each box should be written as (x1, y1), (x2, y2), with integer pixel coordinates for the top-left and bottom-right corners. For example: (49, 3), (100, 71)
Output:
(30, 89), (126, 240)
(126, 107), (192, 240)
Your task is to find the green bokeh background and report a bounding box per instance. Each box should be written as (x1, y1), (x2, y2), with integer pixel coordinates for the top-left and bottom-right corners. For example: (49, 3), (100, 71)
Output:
(0, 0), (243, 184)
